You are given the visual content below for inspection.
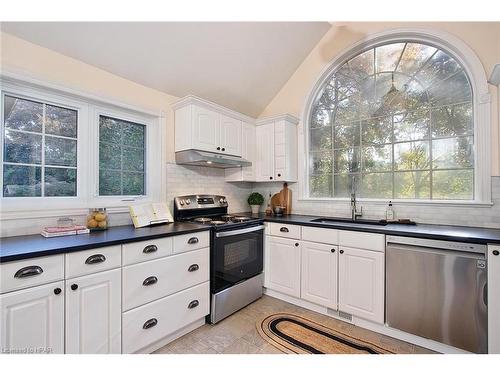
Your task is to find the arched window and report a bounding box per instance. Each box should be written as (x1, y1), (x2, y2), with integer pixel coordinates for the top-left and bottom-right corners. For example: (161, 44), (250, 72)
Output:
(307, 40), (478, 201)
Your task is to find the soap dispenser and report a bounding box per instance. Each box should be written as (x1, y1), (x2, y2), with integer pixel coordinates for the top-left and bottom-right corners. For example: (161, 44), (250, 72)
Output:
(386, 201), (395, 221)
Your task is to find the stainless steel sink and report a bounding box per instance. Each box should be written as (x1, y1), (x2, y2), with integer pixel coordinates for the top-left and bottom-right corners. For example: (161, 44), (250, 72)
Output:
(310, 217), (388, 226)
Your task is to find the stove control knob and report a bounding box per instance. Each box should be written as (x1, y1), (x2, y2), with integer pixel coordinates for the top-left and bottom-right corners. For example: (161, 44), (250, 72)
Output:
(186, 199), (191, 205)
(223, 199), (227, 204)
(179, 200), (185, 206)
(219, 198), (224, 204)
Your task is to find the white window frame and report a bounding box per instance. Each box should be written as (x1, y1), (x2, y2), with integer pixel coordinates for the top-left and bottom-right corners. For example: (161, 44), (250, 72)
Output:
(90, 105), (160, 208)
(0, 74), (162, 218)
(300, 28), (492, 206)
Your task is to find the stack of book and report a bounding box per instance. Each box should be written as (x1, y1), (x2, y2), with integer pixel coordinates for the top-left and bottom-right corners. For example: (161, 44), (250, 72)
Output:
(41, 225), (90, 238)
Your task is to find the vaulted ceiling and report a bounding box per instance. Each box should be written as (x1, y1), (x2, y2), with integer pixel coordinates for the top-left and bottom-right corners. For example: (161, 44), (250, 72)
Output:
(1, 22), (331, 117)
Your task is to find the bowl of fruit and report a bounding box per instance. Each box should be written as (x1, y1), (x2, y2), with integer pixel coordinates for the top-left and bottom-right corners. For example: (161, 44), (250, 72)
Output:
(87, 208), (108, 231)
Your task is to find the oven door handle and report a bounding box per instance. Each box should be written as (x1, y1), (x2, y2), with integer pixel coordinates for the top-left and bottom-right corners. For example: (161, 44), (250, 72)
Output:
(215, 225), (265, 238)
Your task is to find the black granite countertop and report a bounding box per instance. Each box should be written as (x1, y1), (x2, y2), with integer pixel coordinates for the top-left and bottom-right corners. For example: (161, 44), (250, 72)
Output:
(0, 223), (209, 263)
(234, 212), (500, 245)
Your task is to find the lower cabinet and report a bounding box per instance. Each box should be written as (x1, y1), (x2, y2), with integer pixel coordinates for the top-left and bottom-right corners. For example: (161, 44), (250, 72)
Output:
(488, 245), (500, 353)
(265, 236), (301, 298)
(301, 241), (338, 309)
(338, 246), (385, 324)
(65, 268), (121, 354)
(0, 281), (65, 354)
(122, 282), (209, 353)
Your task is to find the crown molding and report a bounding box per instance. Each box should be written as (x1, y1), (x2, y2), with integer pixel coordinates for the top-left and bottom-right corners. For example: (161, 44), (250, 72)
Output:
(489, 64), (500, 86)
(256, 113), (300, 126)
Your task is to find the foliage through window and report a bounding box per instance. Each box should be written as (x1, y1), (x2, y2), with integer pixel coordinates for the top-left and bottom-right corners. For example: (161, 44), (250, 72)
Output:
(308, 41), (474, 200)
(2, 95), (78, 197)
(99, 115), (145, 196)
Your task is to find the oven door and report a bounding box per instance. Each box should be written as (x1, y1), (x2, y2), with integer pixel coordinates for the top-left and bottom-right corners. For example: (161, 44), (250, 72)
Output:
(212, 224), (264, 293)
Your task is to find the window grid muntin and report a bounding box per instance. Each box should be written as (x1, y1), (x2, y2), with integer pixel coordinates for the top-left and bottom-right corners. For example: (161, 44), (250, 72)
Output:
(2, 95), (78, 198)
(308, 40), (474, 200)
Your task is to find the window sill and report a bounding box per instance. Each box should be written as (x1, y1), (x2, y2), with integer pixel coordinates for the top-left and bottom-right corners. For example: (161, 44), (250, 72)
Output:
(297, 197), (494, 208)
(0, 206), (132, 221)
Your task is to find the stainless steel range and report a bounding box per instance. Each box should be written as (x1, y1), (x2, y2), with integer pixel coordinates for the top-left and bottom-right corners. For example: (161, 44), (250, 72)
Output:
(174, 195), (264, 324)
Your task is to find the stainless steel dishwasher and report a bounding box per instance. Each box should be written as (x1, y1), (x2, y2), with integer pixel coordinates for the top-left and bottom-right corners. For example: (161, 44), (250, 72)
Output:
(386, 236), (488, 353)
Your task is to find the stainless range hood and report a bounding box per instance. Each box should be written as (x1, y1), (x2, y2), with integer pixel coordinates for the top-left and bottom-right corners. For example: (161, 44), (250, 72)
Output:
(175, 150), (252, 169)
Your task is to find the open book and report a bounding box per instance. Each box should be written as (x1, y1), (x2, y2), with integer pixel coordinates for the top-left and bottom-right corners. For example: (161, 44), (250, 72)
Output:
(129, 203), (174, 228)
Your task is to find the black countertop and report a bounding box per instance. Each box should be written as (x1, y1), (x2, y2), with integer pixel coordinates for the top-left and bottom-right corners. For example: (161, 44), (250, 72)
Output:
(2, 213), (500, 263)
(234, 212), (500, 245)
(0, 223), (209, 263)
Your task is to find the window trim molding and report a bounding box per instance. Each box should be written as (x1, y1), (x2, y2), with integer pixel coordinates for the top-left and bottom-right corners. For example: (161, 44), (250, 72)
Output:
(0, 72), (164, 219)
(300, 27), (492, 204)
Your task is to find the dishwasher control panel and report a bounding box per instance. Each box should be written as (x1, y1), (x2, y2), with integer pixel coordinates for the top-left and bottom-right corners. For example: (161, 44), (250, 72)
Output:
(386, 235), (487, 254)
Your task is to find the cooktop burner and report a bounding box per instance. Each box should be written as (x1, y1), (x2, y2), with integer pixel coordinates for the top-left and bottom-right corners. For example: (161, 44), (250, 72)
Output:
(193, 217), (213, 224)
(232, 216), (252, 223)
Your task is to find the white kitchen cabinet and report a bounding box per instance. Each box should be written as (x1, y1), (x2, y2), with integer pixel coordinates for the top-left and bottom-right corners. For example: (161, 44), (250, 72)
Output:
(65, 268), (121, 354)
(225, 122), (256, 181)
(338, 246), (384, 324)
(0, 281), (64, 354)
(488, 244), (500, 353)
(174, 96), (247, 157)
(301, 241), (338, 309)
(265, 236), (301, 298)
(255, 122), (275, 181)
(255, 115), (298, 182)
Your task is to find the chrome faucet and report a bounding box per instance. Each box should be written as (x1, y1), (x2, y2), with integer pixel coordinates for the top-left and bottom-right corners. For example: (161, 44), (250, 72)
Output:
(350, 176), (362, 221)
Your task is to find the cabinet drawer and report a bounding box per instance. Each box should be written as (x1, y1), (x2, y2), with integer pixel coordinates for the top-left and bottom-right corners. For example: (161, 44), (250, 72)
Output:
(122, 237), (173, 266)
(338, 231), (385, 252)
(173, 231), (209, 254)
(1, 255), (64, 294)
(65, 245), (121, 278)
(122, 281), (209, 353)
(269, 222), (301, 239)
(302, 226), (339, 245)
(122, 247), (209, 311)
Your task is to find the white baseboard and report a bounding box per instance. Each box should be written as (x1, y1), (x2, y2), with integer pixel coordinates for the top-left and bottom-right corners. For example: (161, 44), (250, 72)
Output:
(136, 318), (206, 354)
(263, 288), (470, 354)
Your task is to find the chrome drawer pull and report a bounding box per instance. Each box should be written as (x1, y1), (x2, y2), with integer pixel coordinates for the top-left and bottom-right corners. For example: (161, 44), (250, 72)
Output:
(14, 266), (43, 279)
(143, 245), (158, 254)
(188, 237), (199, 245)
(280, 227), (289, 233)
(188, 300), (199, 309)
(188, 264), (199, 272)
(85, 254), (106, 264)
(142, 276), (158, 286)
(143, 318), (158, 329)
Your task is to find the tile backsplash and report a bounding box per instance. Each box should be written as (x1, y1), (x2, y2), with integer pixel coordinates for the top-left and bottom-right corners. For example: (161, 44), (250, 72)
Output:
(1, 166), (499, 237)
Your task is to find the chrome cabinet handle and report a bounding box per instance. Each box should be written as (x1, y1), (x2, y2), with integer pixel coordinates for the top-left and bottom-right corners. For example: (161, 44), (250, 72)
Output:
(85, 254), (106, 264)
(14, 265), (43, 279)
(143, 245), (158, 254)
(188, 300), (199, 309)
(280, 227), (289, 233)
(143, 318), (158, 329)
(188, 237), (199, 244)
(142, 276), (158, 286)
(188, 264), (199, 272)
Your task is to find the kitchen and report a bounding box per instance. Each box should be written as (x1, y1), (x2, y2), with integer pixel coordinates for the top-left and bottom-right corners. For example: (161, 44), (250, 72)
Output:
(1, 6), (500, 372)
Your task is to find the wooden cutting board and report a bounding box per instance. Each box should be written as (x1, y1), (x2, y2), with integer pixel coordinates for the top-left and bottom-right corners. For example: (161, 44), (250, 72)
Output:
(270, 183), (292, 214)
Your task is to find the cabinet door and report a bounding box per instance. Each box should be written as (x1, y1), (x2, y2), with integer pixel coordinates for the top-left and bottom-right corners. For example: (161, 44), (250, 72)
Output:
(192, 105), (220, 153)
(301, 242), (338, 309)
(0, 281), (64, 354)
(255, 122), (275, 182)
(241, 122), (256, 180)
(65, 268), (121, 354)
(489, 245), (500, 353)
(338, 247), (384, 323)
(265, 236), (301, 297)
(220, 114), (242, 156)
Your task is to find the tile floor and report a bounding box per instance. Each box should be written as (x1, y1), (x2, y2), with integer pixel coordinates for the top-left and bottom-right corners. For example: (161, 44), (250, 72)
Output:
(153, 295), (435, 354)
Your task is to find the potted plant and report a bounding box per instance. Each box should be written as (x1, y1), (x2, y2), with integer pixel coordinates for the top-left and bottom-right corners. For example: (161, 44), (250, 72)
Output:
(248, 192), (264, 214)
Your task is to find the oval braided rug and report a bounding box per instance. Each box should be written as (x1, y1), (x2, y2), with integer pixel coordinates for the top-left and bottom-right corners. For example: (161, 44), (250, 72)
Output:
(257, 313), (393, 354)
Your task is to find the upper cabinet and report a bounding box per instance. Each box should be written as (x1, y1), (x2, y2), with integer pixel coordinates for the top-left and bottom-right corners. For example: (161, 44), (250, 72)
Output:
(225, 122), (256, 181)
(174, 96), (247, 157)
(255, 115), (298, 182)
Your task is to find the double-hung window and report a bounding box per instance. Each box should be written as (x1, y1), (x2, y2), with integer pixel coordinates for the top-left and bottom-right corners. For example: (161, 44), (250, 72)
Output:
(1, 80), (160, 213)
